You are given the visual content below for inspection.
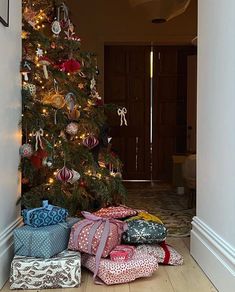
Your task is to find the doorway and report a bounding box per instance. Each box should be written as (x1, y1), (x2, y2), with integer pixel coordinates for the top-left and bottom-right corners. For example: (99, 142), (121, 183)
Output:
(105, 45), (196, 181)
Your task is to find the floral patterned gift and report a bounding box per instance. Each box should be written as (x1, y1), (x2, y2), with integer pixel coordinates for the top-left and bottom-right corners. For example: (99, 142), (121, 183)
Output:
(81, 249), (158, 285)
(22, 200), (68, 228)
(122, 219), (167, 244)
(10, 250), (81, 289)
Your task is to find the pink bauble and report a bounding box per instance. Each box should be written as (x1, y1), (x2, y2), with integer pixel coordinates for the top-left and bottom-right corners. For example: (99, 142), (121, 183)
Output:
(19, 143), (33, 158)
(66, 122), (79, 135)
(83, 135), (99, 149)
(56, 166), (73, 182)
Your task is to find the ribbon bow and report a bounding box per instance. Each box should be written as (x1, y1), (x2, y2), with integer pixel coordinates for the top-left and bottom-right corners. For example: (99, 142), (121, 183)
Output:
(73, 211), (127, 280)
(25, 200), (54, 225)
(117, 107), (128, 126)
(33, 128), (44, 151)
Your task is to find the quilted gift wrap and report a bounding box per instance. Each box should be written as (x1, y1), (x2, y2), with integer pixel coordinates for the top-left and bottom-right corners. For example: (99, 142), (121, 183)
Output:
(14, 217), (79, 258)
(81, 249), (158, 285)
(10, 250), (81, 290)
(22, 200), (68, 227)
(68, 211), (127, 279)
(93, 205), (137, 219)
(136, 242), (184, 266)
(122, 219), (167, 244)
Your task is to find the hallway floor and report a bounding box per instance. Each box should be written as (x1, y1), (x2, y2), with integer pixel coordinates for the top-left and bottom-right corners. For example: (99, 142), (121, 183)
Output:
(125, 182), (196, 237)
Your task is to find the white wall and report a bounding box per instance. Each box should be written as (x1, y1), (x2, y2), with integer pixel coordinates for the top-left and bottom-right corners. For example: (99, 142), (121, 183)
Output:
(191, 1), (235, 291)
(0, 0), (22, 289)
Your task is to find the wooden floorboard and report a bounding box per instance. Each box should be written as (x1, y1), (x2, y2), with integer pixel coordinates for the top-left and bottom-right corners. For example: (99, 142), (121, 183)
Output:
(3, 238), (217, 292)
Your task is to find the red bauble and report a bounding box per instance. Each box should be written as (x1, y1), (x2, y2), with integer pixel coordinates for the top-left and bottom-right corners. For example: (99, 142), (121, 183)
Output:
(83, 135), (99, 150)
(79, 180), (86, 188)
(56, 166), (73, 183)
(30, 149), (48, 169)
(61, 59), (81, 73)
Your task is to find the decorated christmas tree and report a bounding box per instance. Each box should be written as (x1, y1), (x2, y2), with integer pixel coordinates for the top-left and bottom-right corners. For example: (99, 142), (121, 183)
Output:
(20, 0), (126, 216)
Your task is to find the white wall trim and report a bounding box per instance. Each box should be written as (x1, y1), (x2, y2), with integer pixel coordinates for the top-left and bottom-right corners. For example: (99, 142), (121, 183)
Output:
(191, 216), (235, 292)
(0, 217), (23, 289)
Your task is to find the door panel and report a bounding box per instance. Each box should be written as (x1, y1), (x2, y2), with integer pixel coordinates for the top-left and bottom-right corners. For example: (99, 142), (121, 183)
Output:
(152, 46), (196, 181)
(104, 46), (151, 180)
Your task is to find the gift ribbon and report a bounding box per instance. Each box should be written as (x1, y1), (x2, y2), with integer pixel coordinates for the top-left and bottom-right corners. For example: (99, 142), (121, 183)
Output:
(33, 128), (44, 151)
(160, 241), (171, 264)
(117, 107), (128, 126)
(73, 211), (127, 280)
(25, 200), (54, 225)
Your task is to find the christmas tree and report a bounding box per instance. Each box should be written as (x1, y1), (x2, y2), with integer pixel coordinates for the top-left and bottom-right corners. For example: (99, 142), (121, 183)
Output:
(20, 0), (126, 216)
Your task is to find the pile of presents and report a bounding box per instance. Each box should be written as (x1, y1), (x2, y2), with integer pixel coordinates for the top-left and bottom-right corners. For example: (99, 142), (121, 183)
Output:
(10, 201), (183, 289)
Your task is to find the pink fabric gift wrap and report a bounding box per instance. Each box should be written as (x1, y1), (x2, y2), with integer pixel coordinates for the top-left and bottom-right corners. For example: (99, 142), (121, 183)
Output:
(110, 245), (135, 262)
(82, 250), (158, 285)
(93, 205), (137, 219)
(68, 211), (127, 279)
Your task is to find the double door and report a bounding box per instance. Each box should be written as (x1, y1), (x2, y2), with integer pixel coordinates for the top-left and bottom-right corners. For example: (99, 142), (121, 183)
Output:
(104, 45), (196, 181)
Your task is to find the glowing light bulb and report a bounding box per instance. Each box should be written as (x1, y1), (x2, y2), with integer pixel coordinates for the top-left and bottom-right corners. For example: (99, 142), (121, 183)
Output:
(49, 178), (54, 184)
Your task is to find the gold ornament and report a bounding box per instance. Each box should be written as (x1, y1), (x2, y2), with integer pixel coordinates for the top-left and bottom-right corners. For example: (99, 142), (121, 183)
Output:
(78, 83), (84, 89)
(42, 92), (65, 109)
(68, 108), (81, 121)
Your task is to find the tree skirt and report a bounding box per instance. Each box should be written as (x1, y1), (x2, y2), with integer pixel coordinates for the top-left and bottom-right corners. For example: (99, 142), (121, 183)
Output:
(125, 183), (195, 237)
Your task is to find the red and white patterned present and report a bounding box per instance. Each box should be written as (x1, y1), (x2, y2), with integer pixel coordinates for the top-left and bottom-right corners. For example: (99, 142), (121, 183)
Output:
(82, 250), (158, 285)
(110, 245), (135, 262)
(93, 205), (137, 219)
(68, 211), (127, 279)
(136, 242), (184, 266)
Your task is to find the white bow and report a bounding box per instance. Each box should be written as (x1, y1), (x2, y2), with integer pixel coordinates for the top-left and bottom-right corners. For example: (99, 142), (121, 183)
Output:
(117, 107), (128, 126)
(33, 128), (44, 151)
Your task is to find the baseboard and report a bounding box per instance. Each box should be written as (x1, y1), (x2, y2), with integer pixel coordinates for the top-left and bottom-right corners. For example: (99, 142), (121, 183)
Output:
(191, 216), (235, 292)
(0, 217), (23, 289)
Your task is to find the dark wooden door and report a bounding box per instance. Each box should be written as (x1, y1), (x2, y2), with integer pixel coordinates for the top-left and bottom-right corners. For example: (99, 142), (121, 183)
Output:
(152, 46), (196, 180)
(104, 46), (151, 180)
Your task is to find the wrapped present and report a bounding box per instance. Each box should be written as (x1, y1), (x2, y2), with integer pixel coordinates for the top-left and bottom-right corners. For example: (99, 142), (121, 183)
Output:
(68, 211), (127, 279)
(126, 211), (163, 225)
(110, 245), (135, 262)
(122, 219), (167, 244)
(14, 217), (79, 258)
(93, 205), (137, 219)
(82, 249), (158, 285)
(10, 250), (81, 290)
(136, 242), (184, 266)
(22, 200), (68, 227)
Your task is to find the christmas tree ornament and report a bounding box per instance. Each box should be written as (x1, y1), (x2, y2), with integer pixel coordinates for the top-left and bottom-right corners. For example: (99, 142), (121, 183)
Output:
(30, 149), (48, 169)
(22, 178), (30, 185)
(19, 143), (33, 158)
(51, 20), (61, 35)
(20, 68), (30, 81)
(50, 93), (66, 109)
(23, 7), (37, 28)
(23, 83), (36, 96)
(90, 77), (96, 90)
(32, 128), (44, 151)
(38, 56), (52, 79)
(95, 66), (100, 75)
(42, 157), (53, 168)
(68, 108), (80, 121)
(66, 122), (79, 136)
(78, 83), (84, 90)
(83, 135), (99, 149)
(68, 169), (81, 184)
(51, 42), (56, 49)
(117, 107), (128, 126)
(56, 166), (73, 183)
(21, 30), (30, 39)
(36, 48), (44, 57)
(65, 92), (75, 112)
(61, 59), (81, 73)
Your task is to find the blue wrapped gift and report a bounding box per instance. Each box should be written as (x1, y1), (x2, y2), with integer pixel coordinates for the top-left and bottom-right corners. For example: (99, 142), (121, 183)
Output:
(21, 200), (68, 227)
(14, 217), (79, 258)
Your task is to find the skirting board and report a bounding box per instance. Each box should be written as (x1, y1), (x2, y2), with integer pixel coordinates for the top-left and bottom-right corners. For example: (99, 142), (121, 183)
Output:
(0, 217), (23, 289)
(191, 216), (235, 292)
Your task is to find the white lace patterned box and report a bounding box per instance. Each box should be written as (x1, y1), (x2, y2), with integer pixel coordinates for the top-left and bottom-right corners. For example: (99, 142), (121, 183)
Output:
(10, 250), (81, 290)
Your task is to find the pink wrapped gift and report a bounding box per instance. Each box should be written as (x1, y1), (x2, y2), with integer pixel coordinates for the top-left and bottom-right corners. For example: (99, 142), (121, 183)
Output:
(68, 211), (127, 279)
(110, 245), (135, 262)
(93, 205), (137, 219)
(136, 241), (184, 266)
(82, 250), (158, 285)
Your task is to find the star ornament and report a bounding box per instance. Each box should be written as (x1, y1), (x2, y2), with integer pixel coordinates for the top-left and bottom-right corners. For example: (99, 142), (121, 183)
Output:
(36, 48), (44, 57)
(78, 83), (84, 89)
